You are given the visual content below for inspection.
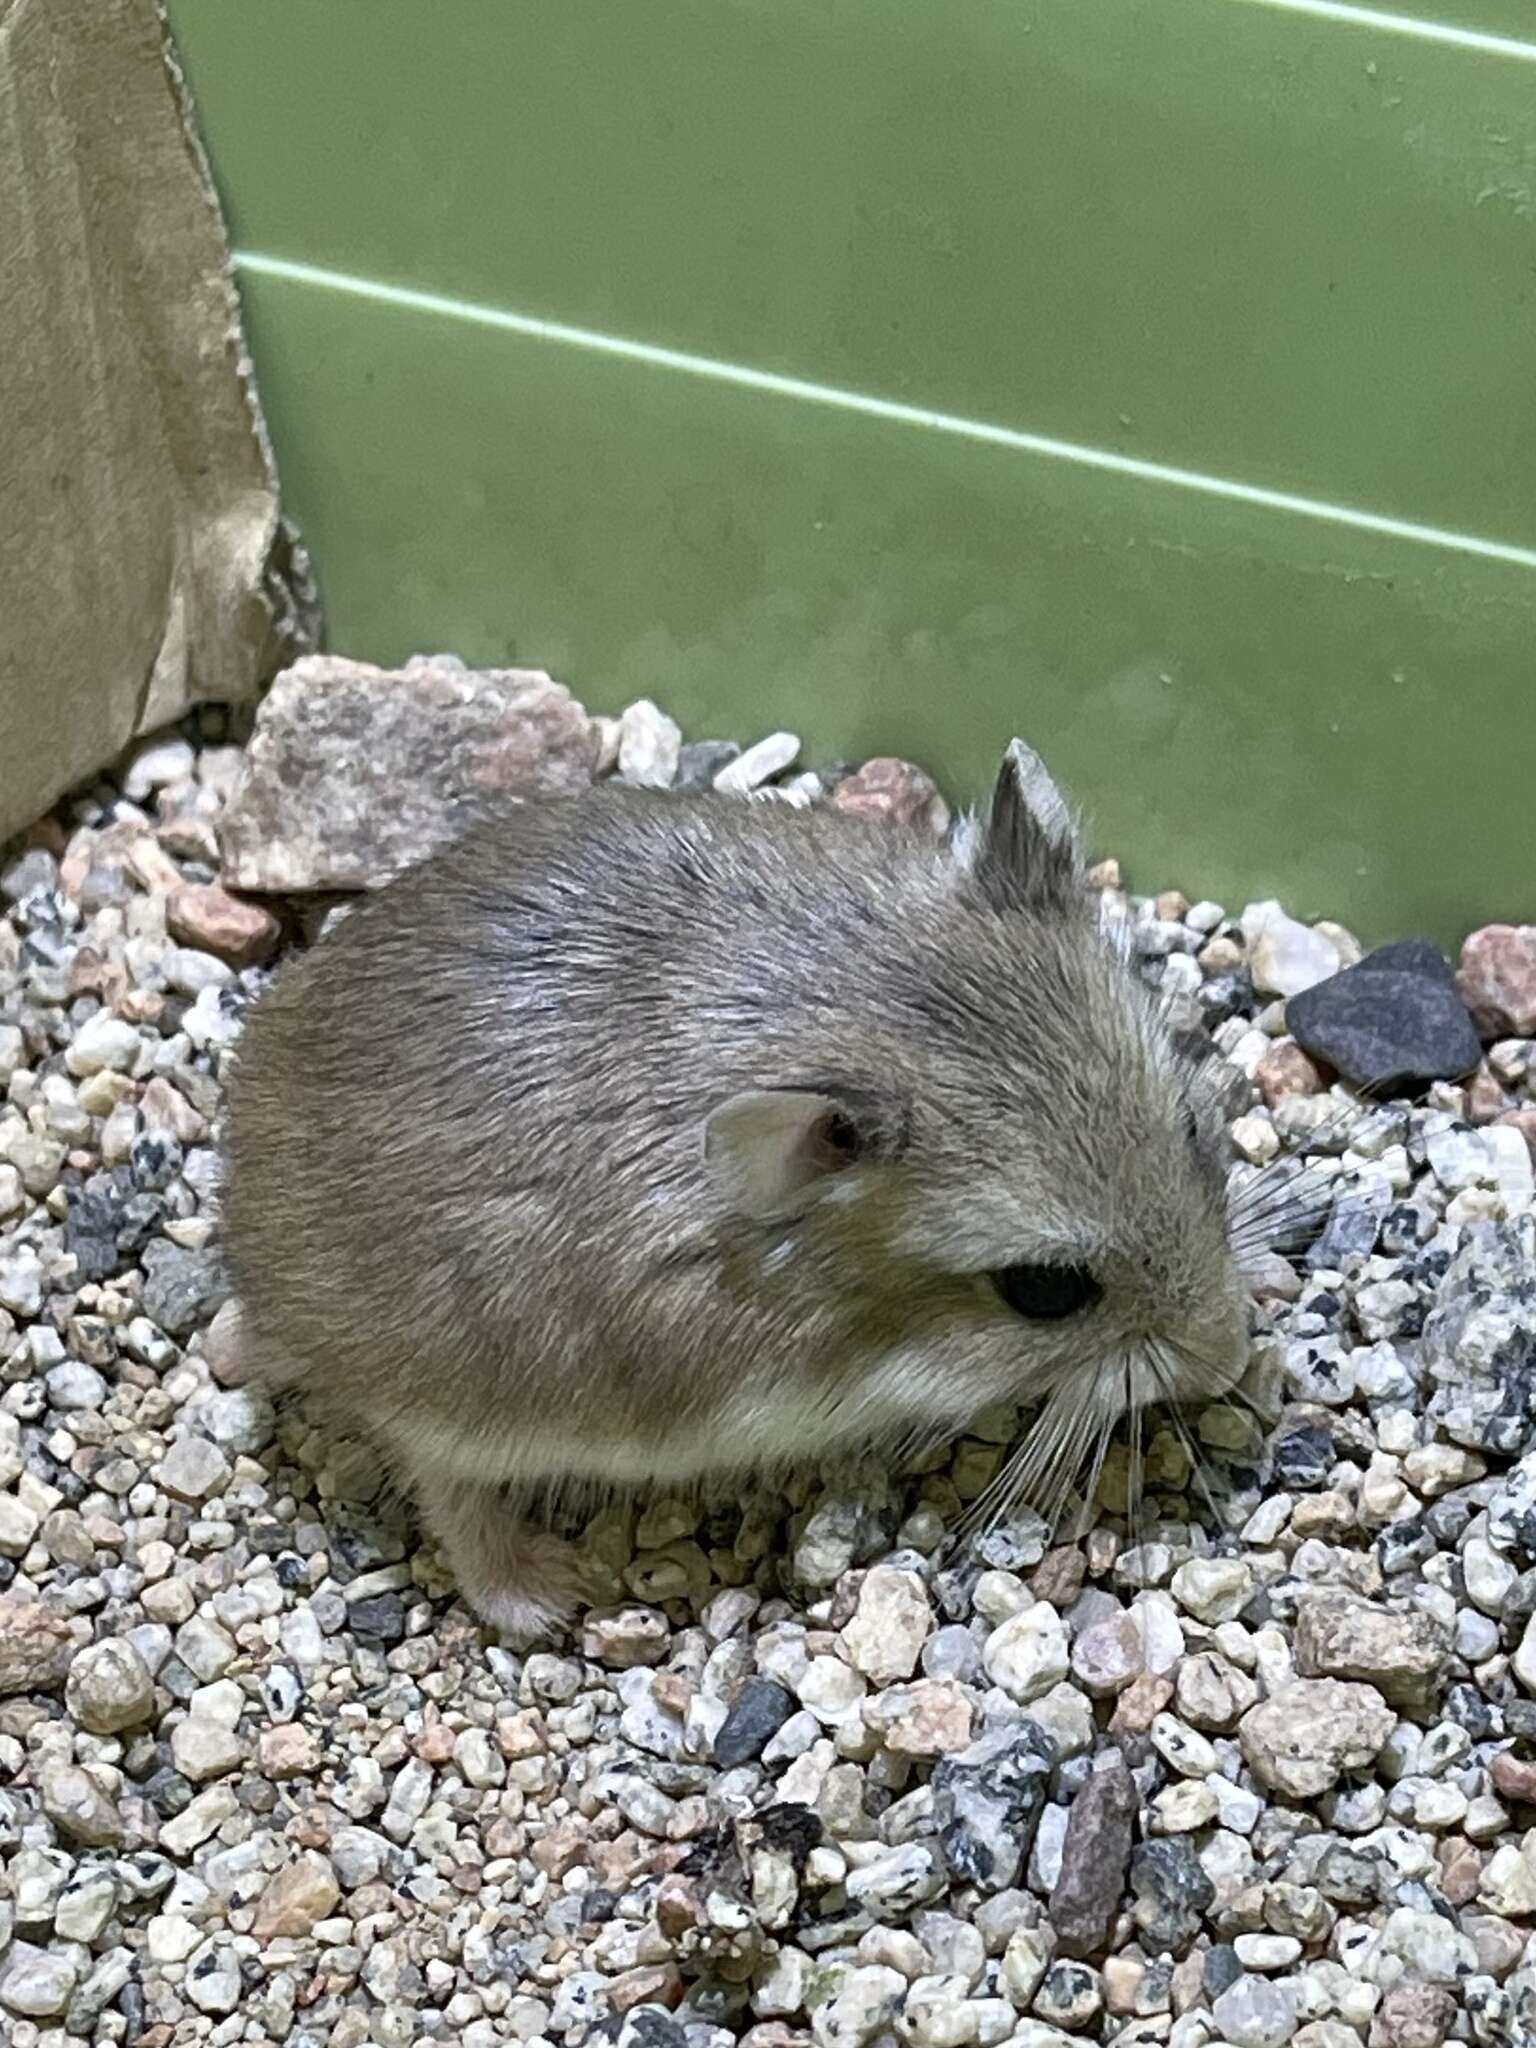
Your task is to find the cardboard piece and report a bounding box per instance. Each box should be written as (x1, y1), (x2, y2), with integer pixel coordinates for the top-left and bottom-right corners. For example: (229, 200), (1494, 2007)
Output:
(0, 0), (316, 846)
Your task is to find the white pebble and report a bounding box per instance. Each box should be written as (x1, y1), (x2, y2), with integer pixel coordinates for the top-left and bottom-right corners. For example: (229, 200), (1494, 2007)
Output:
(715, 731), (800, 794)
(65, 1011), (143, 1076)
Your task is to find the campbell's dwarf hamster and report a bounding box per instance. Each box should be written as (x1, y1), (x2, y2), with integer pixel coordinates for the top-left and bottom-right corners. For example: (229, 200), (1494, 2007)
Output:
(224, 742), (1252, 1639)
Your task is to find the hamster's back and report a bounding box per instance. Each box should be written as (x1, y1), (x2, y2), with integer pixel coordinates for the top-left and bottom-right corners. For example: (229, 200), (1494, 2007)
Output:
(222, 787), (952, 1434)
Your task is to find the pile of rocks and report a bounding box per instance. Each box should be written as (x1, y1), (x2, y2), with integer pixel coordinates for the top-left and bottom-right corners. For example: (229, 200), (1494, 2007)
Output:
(0, 654), (1534, 2048)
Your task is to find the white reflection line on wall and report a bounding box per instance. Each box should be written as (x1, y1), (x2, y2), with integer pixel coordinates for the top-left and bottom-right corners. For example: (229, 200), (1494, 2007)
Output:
(234, 252), (1536, 575)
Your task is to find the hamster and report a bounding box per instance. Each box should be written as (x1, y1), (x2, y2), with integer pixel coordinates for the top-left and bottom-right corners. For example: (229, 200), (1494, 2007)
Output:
(223, 742), (1252, 1640)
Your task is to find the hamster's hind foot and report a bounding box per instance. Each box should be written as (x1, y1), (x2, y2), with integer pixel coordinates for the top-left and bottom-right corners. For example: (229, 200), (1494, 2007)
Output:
(415, 1473), (587, 1646)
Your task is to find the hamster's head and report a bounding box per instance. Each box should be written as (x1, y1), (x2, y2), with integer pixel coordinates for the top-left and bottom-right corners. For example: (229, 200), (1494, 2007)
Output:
(704, 741), (1251, 1509)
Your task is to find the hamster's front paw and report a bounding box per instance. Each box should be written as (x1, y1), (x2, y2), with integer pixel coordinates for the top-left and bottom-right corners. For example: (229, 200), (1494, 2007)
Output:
(472, 1569), (585, 1649)
(414, 1471), (588, 1646)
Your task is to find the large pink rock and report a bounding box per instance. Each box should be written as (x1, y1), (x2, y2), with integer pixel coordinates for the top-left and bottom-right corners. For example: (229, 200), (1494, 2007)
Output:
(830, 756), (950, 835)
(168, 882), (280, 967)
(1458, 924), (1536, 1038)
(218, 655), (599, 892)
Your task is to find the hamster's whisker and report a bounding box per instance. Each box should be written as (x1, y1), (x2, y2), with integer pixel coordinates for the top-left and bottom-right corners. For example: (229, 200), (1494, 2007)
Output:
(1226, 1169), (1338, 1219)
(1226, 1185), (1337, 1252)
(1235, 1202), (1338, 1249)
(1022, 1397), (1087, 1526)
(1236, 1098), (1365, 1161)
(1227, 1211), (1329, 1260)
(1227, 1213), (1329, 1253)
(958, 1402), (1052, 1535)
(1226, 1160), (1341, 1227)
(1093, 1408), (1116, 1505)
(1121, 1355), (1147, 1553)
(1230, 1245), (1303, 1283)
(1222, 1374), (1284, 1432)
(1049, 1409), (1100, 1532)
(1229, 1133), (1350, 1190)
(1069, 1357), (1128, 1533)
(1227, 1178), (1338, 1230)
(892, 1419), (946, 1469)
(1169, 1406), (1223, 1527)
(1306, 1099), (1371, 1148)
(1146, 1341), (1227, 1531)
(975, 1380), (1096, 1537)
(968, 1344), (1158, 1547)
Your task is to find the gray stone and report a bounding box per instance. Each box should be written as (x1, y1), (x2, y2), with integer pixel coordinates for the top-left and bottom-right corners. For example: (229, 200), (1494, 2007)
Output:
(1033, 1960), (1104, 2032)
(11, 1846), (71, 1921)
(39, 1761), (124, 1845)
(191, 1385), (276, 1456)
(331, 1825), (391, 1890)
(1242, 902), (1343, 999)
(445, 1727), (502, 1794)
(1210, 1974), (1298, 2048)
(45, 1359), (109, 1410)
(65, 1636), (155, 1732)
(605, 2007), (688, 2048)
(1001, 1924), (1055, 2008)
(796, 1654), (866, 1722)
(1170, 1557), (1253, 1624)
(982, 1601), (1069, 1702)
(793, 1497), (868, 1587)
(1421, 1216), (1536, 1459)
(65, 1011), (142, 1076)
(140, 1241), (229, 1338)
(174, 1613), (238, 1682)
(1288, 942), (1480, 1094)
(171, 1714), (245, 1782)
(931, 1720), (1054, 1893)
(0, 1940), (79, 2018)
(54, 1866), (119, 1943)
(184, 1938), (242, 2015)
(219, 655), (599, 891)
(0, 1493), (38, 1558)
(65, 1948), (135, 2037)
(674, 739), (739, 789)
(1128, 1839), (1215, 1955)
(382, 1756), (434, 1841)
(809, 1964), (905, 2048)
(0, 1246), (44, 1318)
(844, 1842), (946, 1921)
(714, 1677), (797, 1768)
(156, 1432), (232, 1502)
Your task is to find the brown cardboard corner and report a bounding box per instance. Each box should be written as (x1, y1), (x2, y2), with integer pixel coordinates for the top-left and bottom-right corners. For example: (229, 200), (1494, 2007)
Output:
(0, 0), (320, 846)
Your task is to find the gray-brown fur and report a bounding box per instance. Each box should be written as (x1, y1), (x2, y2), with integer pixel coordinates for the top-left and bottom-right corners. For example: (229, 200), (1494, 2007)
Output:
(223, 745), (1249, 1637)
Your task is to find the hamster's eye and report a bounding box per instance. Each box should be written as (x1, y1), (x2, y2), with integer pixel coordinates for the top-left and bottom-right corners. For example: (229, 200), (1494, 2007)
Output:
(992, 1262), (1103, 1321)
(822, 1111), (861, 1160)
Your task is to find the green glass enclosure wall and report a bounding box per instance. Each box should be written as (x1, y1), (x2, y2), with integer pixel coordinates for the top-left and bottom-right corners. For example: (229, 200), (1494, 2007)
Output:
(167, 0), (1536, 945)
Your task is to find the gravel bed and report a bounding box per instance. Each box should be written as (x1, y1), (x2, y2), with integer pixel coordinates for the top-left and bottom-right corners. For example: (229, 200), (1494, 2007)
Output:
(1, 688), (1535, 2048)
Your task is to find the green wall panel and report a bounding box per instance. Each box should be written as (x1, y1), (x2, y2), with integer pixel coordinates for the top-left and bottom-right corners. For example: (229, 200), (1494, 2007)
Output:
(167, 0), (1536, 942)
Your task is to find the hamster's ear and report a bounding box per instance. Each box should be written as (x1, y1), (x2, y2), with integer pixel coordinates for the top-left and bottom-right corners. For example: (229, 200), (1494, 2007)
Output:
(975, 739), (1081, 914)
(705, 1085), (902, 1221)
